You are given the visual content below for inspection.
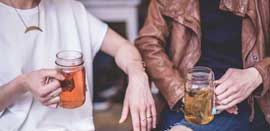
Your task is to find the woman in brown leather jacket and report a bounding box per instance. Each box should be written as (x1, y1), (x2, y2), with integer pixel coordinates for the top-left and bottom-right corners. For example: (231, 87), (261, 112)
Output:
(136, 0), (270, 130)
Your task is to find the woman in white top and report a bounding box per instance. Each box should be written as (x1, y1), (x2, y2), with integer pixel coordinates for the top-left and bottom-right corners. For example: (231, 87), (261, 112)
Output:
(0, 0), (156, 131)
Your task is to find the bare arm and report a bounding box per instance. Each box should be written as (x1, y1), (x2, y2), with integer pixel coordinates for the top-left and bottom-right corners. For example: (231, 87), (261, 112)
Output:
(0, 77), (25, 111)
(0, 69), (64, 112)
(100, 28), (157, 131)
(101, 28), (144, 74)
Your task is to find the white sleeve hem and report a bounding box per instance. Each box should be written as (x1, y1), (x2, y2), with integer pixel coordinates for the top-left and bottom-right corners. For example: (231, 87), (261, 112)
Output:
(93, 24), (108, 57)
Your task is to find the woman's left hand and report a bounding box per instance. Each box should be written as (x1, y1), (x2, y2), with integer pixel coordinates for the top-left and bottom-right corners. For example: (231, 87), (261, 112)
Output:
(119, 69), (156, 131)
(215, 68), (262, 111)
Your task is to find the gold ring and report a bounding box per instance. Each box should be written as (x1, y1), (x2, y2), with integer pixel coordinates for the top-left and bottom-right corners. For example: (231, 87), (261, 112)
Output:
(146, 115), (152, 118)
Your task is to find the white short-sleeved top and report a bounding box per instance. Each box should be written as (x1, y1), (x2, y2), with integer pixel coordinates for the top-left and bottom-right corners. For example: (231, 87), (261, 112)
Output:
(0, 0), (108, 130)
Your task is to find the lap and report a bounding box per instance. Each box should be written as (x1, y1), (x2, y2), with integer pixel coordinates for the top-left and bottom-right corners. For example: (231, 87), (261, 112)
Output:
(159, 106), (250, 131)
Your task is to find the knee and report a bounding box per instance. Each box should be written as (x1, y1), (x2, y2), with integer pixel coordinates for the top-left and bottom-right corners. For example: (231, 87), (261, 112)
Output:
(170, 125), (193, 131)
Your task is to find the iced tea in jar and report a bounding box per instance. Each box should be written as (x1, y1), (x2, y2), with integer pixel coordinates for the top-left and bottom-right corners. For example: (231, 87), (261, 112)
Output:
(55, 50), (86, 109)
(184, 66), (215, 124)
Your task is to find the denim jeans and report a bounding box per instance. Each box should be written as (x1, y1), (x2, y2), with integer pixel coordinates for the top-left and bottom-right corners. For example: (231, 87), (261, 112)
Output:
(159, 102), (251, 131)
(250, 101), (270, 131)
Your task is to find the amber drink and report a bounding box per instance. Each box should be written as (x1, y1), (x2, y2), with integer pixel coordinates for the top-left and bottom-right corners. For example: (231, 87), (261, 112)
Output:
(56, 50), (86, 109)
(184, 66), (214, 124)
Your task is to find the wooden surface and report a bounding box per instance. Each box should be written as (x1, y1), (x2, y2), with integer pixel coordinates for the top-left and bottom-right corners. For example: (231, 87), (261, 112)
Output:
(94, 103), (132, 131)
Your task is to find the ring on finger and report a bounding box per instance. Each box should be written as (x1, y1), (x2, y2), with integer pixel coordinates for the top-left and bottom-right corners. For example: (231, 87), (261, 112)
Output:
(146, 115), (152, 118)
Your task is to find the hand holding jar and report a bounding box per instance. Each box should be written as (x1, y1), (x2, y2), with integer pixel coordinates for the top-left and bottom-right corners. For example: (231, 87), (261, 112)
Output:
(18, 69), (65, 108)
(55, 50), (86, 109)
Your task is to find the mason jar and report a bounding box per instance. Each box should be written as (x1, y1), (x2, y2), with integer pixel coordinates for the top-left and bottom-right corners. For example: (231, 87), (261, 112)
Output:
(184, 66), (215, 124)
(55, 50), (86, 109)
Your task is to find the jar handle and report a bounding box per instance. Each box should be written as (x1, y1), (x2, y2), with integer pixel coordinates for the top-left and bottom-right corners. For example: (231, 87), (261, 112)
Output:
(212, 82), (222, 115)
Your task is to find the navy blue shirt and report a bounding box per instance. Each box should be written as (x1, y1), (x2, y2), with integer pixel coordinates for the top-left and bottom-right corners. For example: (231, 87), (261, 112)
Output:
(196, 0), (243, 79)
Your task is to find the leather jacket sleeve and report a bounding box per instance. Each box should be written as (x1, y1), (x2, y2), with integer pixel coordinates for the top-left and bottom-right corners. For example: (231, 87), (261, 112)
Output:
(135, 0), (184, 109)
(254, 57), (270, 96)
(253, 2), (270, 97)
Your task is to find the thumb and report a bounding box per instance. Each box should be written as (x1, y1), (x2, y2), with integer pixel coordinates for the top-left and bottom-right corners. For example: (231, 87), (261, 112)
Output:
(119, 101), (129, 124)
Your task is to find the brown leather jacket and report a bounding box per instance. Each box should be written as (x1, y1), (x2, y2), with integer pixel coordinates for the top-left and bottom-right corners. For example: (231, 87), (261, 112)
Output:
(135, 0), (270, 124)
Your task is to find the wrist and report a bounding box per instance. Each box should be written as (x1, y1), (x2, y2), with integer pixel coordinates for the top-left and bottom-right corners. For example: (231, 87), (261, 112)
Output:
(126, 62), (149, 89)
(126, 61), (146, 76)
(248, 67), (263, 88)
(128, 67), (148, 81)
(14, 75), (28, 94)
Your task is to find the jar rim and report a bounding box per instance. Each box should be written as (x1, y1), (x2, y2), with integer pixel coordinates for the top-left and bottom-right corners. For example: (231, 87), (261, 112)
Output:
(188, 66), (212, 73)
(186, 66), (214, 81)
(56, 50), (83, 60)
(55, 50), (84, 67)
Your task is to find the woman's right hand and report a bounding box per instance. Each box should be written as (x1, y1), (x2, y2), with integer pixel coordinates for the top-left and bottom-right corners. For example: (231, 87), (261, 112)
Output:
(19, 69), (64, 108)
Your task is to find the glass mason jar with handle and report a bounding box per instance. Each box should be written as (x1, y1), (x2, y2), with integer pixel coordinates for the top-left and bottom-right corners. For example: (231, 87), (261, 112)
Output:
(184, 66), (215, 125)
(55, 50), (86, 109)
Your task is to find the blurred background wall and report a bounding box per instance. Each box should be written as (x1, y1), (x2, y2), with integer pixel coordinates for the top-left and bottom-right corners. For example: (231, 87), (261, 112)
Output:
(78, 0), (150, 131)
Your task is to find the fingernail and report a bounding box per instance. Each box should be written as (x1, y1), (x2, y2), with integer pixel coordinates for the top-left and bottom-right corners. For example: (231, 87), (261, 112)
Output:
(118, 119), (122, 124)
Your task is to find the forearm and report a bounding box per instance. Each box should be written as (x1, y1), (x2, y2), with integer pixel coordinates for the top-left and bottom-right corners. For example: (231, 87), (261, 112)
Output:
(115, 44), (145, 75)
(100, 28), (145, 75)
(0, 76), (25, 111)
